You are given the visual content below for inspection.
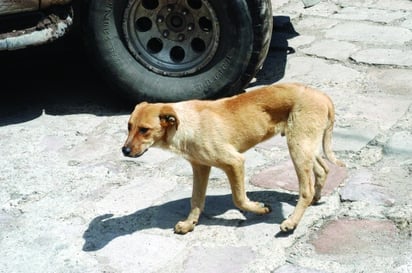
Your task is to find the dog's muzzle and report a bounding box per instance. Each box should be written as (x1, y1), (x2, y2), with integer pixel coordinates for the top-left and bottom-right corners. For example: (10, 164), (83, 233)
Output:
(122, 146), (132, 157)
(122, 146), (147, 157)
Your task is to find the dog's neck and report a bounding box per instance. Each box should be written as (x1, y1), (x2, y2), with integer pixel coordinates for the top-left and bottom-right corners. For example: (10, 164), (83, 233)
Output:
(155, 103), (198, 157)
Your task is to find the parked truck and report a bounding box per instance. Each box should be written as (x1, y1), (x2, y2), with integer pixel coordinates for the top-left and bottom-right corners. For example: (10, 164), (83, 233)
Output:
(0, 0), (273, 101)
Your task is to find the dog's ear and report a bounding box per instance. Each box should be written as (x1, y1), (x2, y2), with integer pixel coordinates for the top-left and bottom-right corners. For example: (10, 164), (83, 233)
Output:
(135, 101), (148, 109)
(159, 105), (179, 130)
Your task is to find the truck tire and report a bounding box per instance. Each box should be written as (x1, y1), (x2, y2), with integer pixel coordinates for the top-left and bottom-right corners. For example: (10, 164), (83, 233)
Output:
(84, 0), (270, 102)
(241, 0), (273, 87)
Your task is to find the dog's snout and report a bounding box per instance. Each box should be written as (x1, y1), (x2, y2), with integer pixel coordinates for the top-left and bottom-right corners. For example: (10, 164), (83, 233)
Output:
(122, 146), (131, 156)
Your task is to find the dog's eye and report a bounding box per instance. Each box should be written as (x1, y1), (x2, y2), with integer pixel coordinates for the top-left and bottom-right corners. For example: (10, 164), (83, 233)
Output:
(128, 123), (132, 131)
(139, 127), (149, 134)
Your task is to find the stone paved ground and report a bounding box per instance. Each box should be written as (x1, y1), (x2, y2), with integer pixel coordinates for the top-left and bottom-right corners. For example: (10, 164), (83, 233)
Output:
(0, 0), (411, 272)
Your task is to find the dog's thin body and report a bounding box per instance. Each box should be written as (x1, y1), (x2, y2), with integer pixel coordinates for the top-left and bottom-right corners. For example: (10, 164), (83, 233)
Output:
(123, 83), (344, 234)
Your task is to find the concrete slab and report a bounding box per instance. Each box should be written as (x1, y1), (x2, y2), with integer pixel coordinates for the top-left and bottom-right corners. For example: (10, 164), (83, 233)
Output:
(283, 57), (361, 85)
(333, 125), (380, 152)
(325, 22), (412, 45)
(351, 48), (412, 67)
(294, 17), (339, 31)
(96, 233), (185, 273)
(183, 246), (255, 273)
(402, 18), (412, 29)
(368, 68), (412, 96)
(331, 7), (407, 24)
(340, 169), (395, 205)
(337, 0), (412, 10)
(374, 160), (412, 206)
(274, 264), (328, 273)
(384, 131), (412, 156)
(92, 176), (177, 213)
(301, 40), (359, 61)
(337, 94), (411, 131)
(395, 104), (412, 131)
(271, 0), (290, 9)
(288, 1), (340, 17)
(288, 35), (316, 49)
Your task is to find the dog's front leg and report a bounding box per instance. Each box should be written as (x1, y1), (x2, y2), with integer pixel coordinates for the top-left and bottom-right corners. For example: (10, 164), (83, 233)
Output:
(174, 162), (211, 234)
(223, 154), (272, 215)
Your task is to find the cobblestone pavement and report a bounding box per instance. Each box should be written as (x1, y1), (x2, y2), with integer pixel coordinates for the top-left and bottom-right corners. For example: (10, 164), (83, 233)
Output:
(0, 0), (411, 272)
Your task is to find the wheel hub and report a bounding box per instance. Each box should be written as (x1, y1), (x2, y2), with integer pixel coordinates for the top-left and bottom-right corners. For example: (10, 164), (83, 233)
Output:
(158, 5), (194, 41)
(123, 0), (220, 76)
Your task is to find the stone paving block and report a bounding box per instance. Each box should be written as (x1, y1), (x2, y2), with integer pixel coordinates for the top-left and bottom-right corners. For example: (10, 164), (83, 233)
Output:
(288, 1), (340, 17)
(368, 68), (412, 96)
(369, 0), (412, 10)
(183, 246), (255, 273)
(272, 0), (290, 9)
(96, 233), (186, 273)
(273, 264), (328, 273)
(331, 7), (407, 24)
(337, 0), (412, 11)
(283, 57), (361, 85)
(251, 160), (347, 195)
(325, 22), (412, 45)
(301, 40), (359, 61)
(384, 131), (412, 156)
(310, 219), (398, 255)
(338, 95), (411, 131)
(93, 176), (177, 213)
(402, 18), (412, 29)
(294, 17), (339, 30)
(340, 169), (395, 205)
(333, 125), (379, 152)
(288, 35), (316, 49)
(351, 48), (412, 67)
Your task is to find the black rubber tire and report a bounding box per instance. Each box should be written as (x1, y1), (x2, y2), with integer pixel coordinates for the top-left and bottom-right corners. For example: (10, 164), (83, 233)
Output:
(241, 0), (273, 88)
(83, 0), (253, 102)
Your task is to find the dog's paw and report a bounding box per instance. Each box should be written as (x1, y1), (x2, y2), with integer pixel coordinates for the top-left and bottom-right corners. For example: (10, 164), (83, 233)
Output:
(311, 195), (321, 205)
(174, 220), (195, 235)
(262, 203), (272, 213)
(280, 219), (297, 232)
(253, 202), (272, 215)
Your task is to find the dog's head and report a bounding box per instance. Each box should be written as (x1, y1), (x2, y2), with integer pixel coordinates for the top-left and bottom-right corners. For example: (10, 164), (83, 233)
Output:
(122, 102), (179, 157)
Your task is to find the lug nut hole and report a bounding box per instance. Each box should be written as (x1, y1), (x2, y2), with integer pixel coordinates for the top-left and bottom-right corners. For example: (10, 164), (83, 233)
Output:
(136, 17), (152, 32)
(142, 0), (159, 10)
(191, 38), (206, 53)
(170, 46), (185, 62)
(147, 38), (163, 53)
(187, 0), (202, 9)
(199, 16), (212, 32)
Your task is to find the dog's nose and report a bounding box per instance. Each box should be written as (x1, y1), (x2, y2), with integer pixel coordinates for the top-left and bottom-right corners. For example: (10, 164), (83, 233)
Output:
(122, 146), (131, 156)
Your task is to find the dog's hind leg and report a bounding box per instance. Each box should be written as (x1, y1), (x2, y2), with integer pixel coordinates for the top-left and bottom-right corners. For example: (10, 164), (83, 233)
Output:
(312, 155), (329, 204)
(222, 152), (272, 215)
(174, 162), (211, 234)
(280, 137), (317, 232)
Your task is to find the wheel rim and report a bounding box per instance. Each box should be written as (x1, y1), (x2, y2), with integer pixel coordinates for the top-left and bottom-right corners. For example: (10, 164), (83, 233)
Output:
(123, 0), (220, 77)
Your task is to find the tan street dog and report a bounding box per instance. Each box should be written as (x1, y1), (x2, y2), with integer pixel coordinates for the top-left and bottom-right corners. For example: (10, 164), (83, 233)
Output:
(122, 83), (344, 234)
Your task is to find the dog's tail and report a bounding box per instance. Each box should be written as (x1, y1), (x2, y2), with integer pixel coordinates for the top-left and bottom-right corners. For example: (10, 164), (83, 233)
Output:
(323, 97), (345, 167)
